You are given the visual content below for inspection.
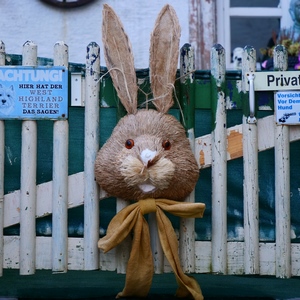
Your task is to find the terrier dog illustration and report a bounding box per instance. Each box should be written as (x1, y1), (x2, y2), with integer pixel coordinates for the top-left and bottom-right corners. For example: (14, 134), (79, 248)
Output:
(0, 84), (15, 115)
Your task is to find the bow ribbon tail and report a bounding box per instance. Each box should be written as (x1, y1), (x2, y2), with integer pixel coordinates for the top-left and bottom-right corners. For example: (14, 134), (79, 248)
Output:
(117, 212), (153, 298)
(156, 207), (204, 300)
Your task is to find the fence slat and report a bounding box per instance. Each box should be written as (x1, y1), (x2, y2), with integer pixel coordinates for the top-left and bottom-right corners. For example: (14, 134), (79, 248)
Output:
(242, 45), (259, 274)
(273, 45), (291, 278)
(210, 44), (227, 274)
(116, 199), (130, 273)
(149, 212), (164, 273)
(84, 42), (100, 270)
(0, 40), (5, 277)
(20, 41), (38, 275)
(52, 41), (69, 272)
(179, 43), (196, 273)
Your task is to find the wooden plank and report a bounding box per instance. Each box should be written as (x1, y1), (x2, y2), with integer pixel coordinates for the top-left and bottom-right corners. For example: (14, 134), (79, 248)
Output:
(273, 45), (291, 279)
(195, 116), (300, 169)
(52, 41), (69, 273)
(115, 199), (130, 274)
(0, 40), (5, 276)
(194, 242), (300, 276)
(179, 43), (196, 273)
(259, 243), (275, 275)
(4, 172), (108, 228)
(84, 42), (100, 270)
(194, 241), (211, 273)
(3, 237), (300, 276)
(4, 236), (85, 271)
(19, 41), (38, 275)
(227, 242), (244, 275)
(242, 46), (259, 274)
(210, 44), (227, 274)
(100, 247), (116, 271)
(292, 244), (300, 276)
(149, 212), (164, 273)
(189, 0), (216, 69)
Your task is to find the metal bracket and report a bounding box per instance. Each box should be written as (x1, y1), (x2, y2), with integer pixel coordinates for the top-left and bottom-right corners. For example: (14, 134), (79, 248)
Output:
(247, 72), (257, 124)
(71, 73), (85, 106)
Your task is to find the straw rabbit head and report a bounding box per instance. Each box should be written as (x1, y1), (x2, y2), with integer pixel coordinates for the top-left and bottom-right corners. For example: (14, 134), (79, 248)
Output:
(94, 4), (199, 201)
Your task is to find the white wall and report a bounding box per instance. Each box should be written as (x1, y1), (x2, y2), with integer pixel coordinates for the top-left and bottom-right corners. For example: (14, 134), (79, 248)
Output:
(0, 0), (189, 68)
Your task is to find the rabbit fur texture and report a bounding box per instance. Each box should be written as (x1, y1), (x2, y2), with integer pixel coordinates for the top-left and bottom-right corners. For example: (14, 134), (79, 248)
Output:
(95, 4), (206, 300)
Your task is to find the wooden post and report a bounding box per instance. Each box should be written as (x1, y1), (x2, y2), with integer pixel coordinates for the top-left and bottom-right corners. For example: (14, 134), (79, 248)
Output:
(210, 44), (227, 274)
(116, 199), (130, 273)
(189, 0), (216, 69)
(242, 45), (259, 274)
(273, 45), (291, 278)
(148, 212), (164, 273)
(84, 42), (100, 270)
(52, 41), (69, 272)
(0, 40), (5, 276)
(179, 43), (196, 273)
(20, 41), (38, 275)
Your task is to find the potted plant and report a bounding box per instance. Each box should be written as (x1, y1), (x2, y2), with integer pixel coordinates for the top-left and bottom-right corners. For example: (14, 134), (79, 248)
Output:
(261, 29), (300, 70)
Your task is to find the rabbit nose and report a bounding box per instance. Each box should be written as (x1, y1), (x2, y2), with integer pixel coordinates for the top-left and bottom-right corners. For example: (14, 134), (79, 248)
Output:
(140, 149), (156, 166)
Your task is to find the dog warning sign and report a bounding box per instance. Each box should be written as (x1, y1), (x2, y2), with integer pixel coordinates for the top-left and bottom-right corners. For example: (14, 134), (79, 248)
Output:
(275, 91), (300, 124)
(0, 66), (68, 120)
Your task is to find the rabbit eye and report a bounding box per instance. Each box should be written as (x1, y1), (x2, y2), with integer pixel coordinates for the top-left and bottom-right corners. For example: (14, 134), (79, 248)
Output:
(125, 139), (134, 149)
(162, 140), (171, 150)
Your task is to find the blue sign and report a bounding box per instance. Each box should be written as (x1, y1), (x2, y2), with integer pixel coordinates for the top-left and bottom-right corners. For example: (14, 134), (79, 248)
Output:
(275, 91), (300, 125)
(0, 66), (68, 120)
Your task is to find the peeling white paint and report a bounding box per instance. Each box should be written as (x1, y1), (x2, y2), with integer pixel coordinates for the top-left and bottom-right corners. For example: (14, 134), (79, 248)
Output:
(0, 0), (189, 67)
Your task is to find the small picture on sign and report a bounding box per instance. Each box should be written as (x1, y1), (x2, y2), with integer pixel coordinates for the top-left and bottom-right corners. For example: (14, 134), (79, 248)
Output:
(0, 84), (15, 116)
(278, 112), (296, 123)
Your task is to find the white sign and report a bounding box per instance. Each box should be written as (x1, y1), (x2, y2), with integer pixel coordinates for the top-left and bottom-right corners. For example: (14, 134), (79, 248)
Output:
(249, 71), (300, 91)
(0, 66), (68, 120)
(275, 91), (300, 124)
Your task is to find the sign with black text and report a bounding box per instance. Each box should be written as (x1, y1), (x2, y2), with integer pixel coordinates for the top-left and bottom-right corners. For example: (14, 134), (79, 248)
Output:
(0, 66), (68, 120)
(247, 71), (300, 91)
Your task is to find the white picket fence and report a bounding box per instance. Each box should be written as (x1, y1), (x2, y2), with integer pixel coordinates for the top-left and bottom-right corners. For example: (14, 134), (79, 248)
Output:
(1, 41), (300, 279)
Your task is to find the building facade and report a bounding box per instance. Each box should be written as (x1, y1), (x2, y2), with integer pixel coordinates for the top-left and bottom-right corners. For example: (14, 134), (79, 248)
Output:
(0, 0), (294, 69)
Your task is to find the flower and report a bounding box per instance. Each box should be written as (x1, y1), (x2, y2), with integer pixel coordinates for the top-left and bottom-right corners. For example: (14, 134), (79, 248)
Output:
(260, 29), (300, 58)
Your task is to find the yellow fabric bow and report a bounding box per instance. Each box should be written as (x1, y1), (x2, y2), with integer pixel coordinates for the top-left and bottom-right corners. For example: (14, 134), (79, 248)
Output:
(98, 198), (205, 299)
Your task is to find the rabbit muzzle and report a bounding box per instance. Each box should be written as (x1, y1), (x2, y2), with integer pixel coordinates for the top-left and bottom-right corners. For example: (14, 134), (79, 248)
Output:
(120, 150), (175, 193)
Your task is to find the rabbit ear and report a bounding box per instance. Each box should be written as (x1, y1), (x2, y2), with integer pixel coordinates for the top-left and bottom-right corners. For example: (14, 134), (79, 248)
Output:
(102, 4), (138, 114)
(150, 5), (181, 114)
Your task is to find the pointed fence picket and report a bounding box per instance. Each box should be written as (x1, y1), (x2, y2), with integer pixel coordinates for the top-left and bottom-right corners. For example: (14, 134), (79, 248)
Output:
(0, 40), (5, 277)
(52, 41), (69, 273)
(84, 42), (100, 271)
(19, 41), (38, 275)
(273, 45), (291, 278)
(0, 40), (299, 282)
(179, 43), (196, 273)
(242, 46), (259, 275)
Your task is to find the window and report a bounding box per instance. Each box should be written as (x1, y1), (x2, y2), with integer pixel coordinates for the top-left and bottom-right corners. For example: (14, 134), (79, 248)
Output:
(217, 0), (289, 66)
